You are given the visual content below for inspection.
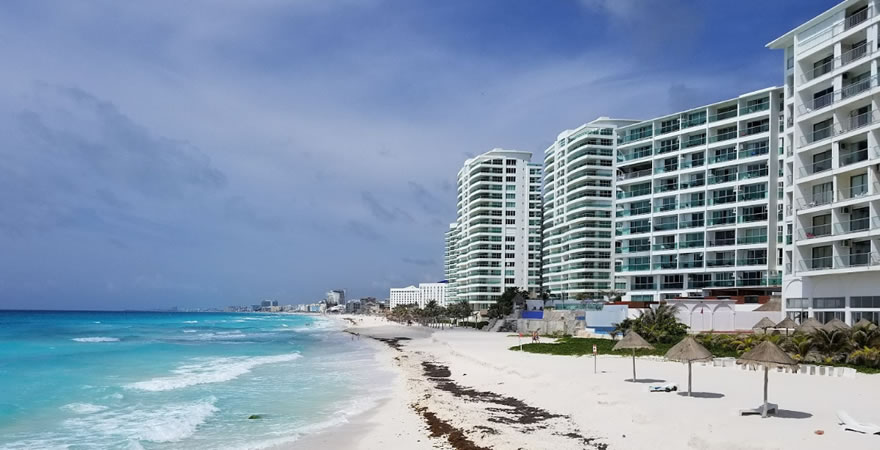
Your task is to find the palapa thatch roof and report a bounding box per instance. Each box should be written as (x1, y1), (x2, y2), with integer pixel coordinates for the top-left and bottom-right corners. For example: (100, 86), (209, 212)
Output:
(752, 317), (776, 329)
(795, 317), (823, 334)
(775, 317), (798, 329)
(822, 318), (851, 332)
(737, 341), (798, 368)
(854, 318), (878, 330)
(613, 331), (655, 351)
(665, 336), (712, 362)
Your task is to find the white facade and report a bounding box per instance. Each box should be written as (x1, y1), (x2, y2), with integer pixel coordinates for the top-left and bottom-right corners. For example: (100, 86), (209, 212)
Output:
(389, 283), (449, 308)
(613, 88), (785, 302)
(770, 0), (880, 325)
(542, 118), (639, 300)
(389, 285), (421, 309)
(419, 282), (448, 307)
(447, 148), (543, 309)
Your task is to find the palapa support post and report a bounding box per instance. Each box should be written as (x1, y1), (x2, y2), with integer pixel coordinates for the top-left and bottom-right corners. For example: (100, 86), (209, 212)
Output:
(632, 348), (637, 381)
(762, 366), (769, 418)
(688, 361), (693, 396)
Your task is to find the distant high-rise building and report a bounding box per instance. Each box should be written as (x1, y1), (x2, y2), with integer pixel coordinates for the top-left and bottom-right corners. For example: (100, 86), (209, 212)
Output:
(446, 148), (543, 310)
(326, 289), (345, 305)
(389, 285), (420, 308)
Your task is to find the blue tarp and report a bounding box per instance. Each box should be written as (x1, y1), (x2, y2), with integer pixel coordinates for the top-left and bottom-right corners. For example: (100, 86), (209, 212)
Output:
(521, 311), (544, 319)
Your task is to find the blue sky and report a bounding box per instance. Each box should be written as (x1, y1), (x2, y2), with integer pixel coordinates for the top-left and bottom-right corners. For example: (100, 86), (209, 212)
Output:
(0, 0), (834, 309)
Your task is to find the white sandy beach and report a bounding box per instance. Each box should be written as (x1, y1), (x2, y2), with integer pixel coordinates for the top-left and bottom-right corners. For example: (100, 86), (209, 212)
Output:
(291, 315), (880, 450)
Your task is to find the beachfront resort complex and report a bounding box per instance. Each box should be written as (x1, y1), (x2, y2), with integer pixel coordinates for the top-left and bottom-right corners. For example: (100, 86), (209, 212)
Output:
(406, 0), (880, 327)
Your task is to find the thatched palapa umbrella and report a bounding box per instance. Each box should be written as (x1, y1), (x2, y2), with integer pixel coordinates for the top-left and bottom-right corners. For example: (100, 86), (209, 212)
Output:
(854, 318), (878, 330)
(752, 317), (776, 334)
(665, 336), (712, 396)
(822, 318), (851, 332)
(736, 341), (798, 418)
(613, 331), (654, 382)
(775, 317), (798, 336)
(795, 317), (823, 334)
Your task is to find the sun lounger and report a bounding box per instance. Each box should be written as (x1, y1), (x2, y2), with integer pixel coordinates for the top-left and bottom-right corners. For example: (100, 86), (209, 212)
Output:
(739, 403), (778, 416)
(649, 383), (677, 392)
(838, 410), (880, 435)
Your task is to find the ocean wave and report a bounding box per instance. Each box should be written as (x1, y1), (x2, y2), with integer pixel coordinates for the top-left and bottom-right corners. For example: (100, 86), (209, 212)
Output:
(72, 337), (120, 343)
(63, 397), (218, 443)
(182, 320), (198, 324)
(126, 353), (302, 392)
(182, 329), (198, 333)
(62, 403), (108, 414)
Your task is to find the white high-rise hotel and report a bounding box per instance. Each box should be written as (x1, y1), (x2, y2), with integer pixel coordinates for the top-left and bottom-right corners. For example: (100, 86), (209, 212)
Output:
(445, 149), (543, 310)
(542, 118), (639, 299)
(613, 88), (785, 302)
(770, 0), (880, 325)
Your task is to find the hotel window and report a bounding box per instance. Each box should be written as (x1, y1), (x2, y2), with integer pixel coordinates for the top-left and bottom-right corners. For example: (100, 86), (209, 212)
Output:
(811, 246), (833, 269)
(811, 182), (833, 205)
(786, 297), (809, 309)
(850, 174), (868, 197)
(811, 214), (831, 237)
(506, 193), (515, 199)
(506, 176), (516, 182)
(851, 296), (880, 309)
(506, 168), (516, 174)
(813, 297), (844, 309)
(851, 311), (880, 325)
(505, 219), (515, 225)
(812, 150), (832, 173)
(814, 311), (845, 324)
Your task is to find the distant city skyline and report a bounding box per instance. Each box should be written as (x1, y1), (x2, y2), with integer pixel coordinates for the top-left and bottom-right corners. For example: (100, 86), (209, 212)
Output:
(0, 0), (837, 309)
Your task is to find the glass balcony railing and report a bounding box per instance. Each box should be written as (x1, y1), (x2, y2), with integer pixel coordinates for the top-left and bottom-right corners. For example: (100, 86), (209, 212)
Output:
(653, 262), (678, 270)
(680, 180), (706, 189)
(618, 264), (650, 272)
(708, 238), (735, 247)
(654, 184), (678, 193)
(615, 246), (650, 254)
(739, 145), (769, 159)
(679, 261), (703, 269)
(617, 189), (651, 199)
(708, 174), (737, 184)
(654, 165), (678, 174)
(621, 131), (653, 144)
(683, 136), (707, 148)
(709, 152), (736, 164)
(653, 222), (678, 231)
(800, 256), (834, 271)
(739, 190), (768, 201)
(680, 240), (704, 248)
(740, 124), (769, 136)
(840, 148), (870, 166)
(616, 208), (651, 217)
(737, 212), (768, 223)
(652, 242), (677, 251)
(615, 226), (651, 236)
(740, 102), (770, 115)
(653, 202), (677, 213)
(680, 159), (705, 169)
(709, 131), (738, 143)
(708, 216), (736, 226)
(682, 116), (707, 128)
(708, 195), (737, 205)
(707, 259), (736, 267)
(839, 183), (870, 201)
(655, 143), (680, 155)
(631, 283), (656, 290)
(679, 219), (705, 229)
(737, 258), (767, 266)
(801, 158), (832, 176)
(834, 217), (878, 235)
(658, 123), (681, 135)
(679, 199), (706, 209)
(737, 235), (768, 245)
(618, 148), (653, 162)
(739, 168), (769, 180)
(708, 110), (738, 122)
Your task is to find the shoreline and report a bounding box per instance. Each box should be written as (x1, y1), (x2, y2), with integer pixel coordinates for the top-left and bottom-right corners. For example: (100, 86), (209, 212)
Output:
(284, 315), (880, 450)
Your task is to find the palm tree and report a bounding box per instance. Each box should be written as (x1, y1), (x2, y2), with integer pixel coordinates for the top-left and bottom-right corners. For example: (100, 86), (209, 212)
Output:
(782, 333), (814, 360)
(851, 326), (880, 348)
(812, 328), (851, 362)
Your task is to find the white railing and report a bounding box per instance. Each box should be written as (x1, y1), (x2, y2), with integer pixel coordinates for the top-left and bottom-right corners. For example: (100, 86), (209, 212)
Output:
(799, 6), (873, 52)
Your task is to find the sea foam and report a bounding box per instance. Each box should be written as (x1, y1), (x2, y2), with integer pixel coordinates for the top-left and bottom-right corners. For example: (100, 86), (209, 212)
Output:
(126, 353), (302, 392)
(72, 337), (120, 343)
(62, 403), (108, 414)
(63, 397), (218, 443)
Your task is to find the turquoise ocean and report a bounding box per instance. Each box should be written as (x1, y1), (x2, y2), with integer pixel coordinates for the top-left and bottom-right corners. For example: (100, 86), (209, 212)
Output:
(0, 311), (389, 449)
